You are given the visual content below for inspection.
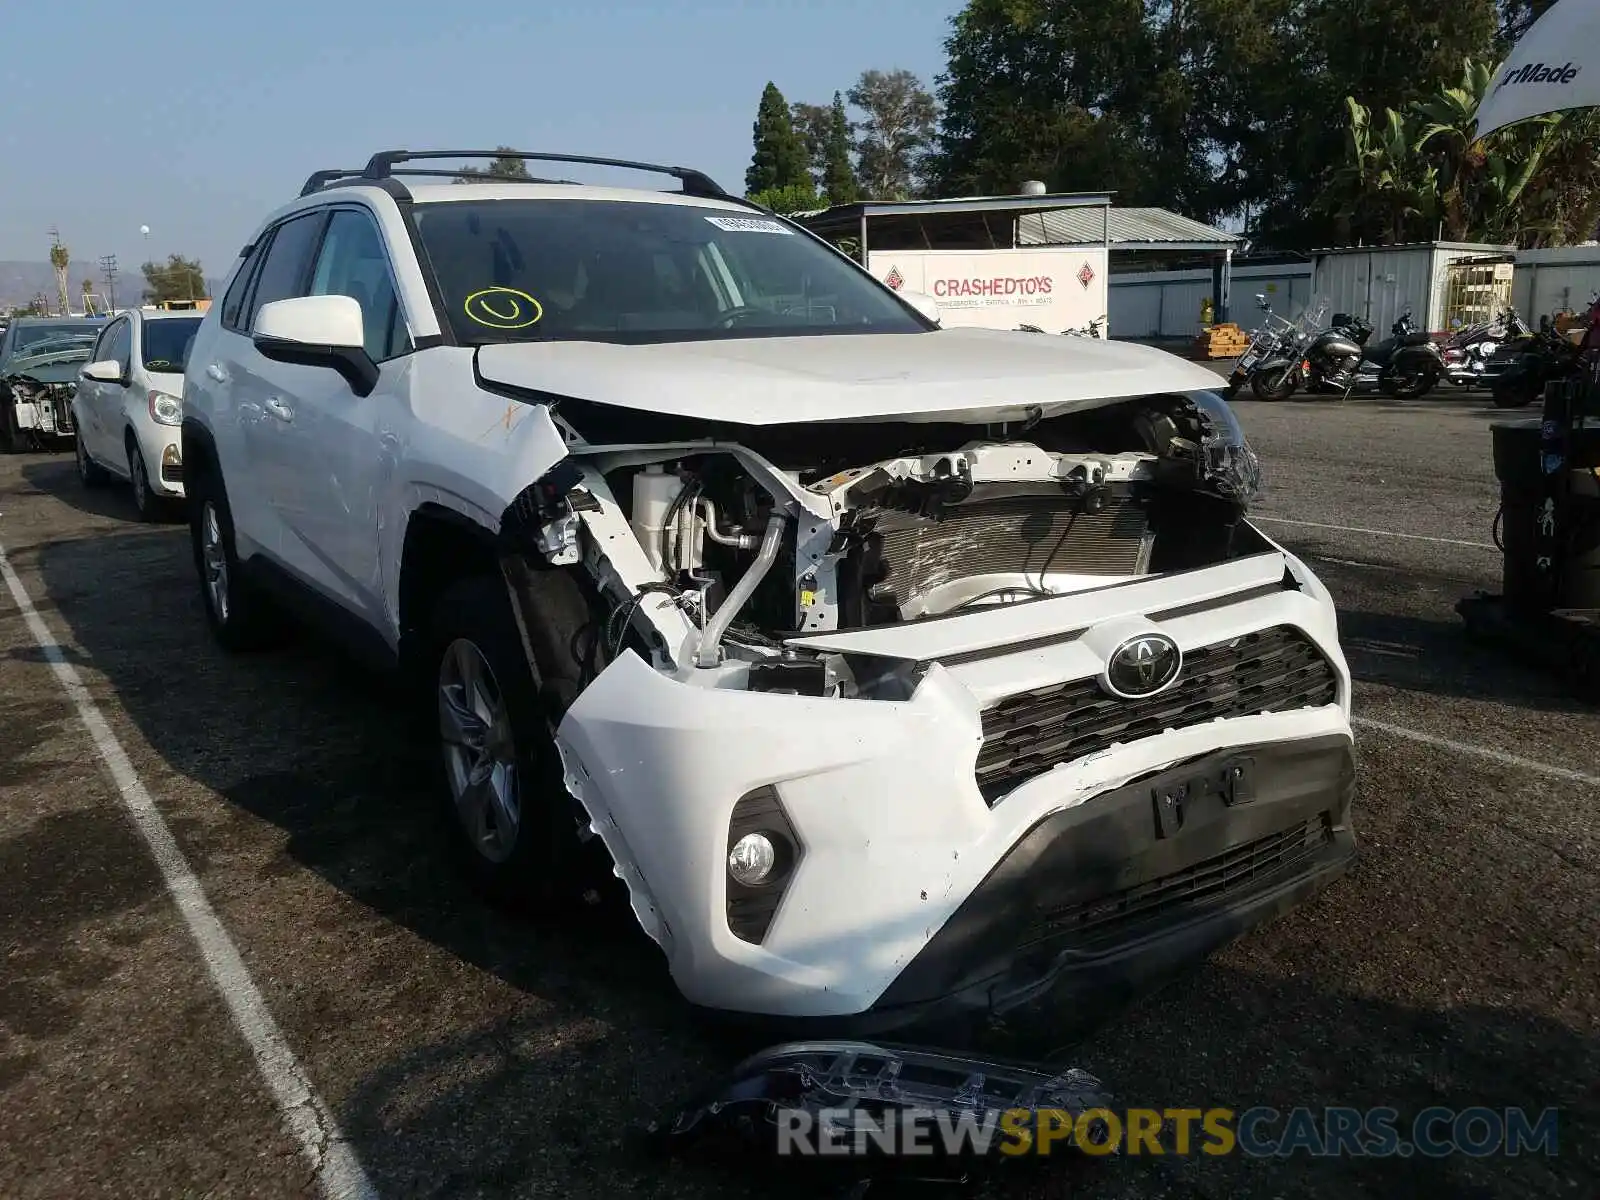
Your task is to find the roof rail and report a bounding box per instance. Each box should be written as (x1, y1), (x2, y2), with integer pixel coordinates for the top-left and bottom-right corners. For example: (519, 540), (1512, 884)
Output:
(356, 150), (730, 198)
(299, 166), (583, 197)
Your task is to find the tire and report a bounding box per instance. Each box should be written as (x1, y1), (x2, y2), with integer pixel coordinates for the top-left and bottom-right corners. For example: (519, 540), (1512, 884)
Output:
(1251, 366), (1299, 402)
(188, 461), (276, 651)
(76, 429), (110, 487)
(1492, 377), (1539, 409)
(126, 436), (167, 521)
(1380, 365), (1441, 399)
(1, 396), (22, 452)
(428, 575), (586, 910)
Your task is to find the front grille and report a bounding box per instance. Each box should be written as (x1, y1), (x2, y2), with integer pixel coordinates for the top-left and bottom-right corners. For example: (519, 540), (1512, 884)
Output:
(871, 493), (1149, 607)
(975, 626), (1338, 801)
(1020, 815), (1334, 954)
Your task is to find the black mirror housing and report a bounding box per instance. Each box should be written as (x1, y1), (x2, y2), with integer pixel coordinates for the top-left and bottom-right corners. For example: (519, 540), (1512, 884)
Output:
(253, 334), (379, 397)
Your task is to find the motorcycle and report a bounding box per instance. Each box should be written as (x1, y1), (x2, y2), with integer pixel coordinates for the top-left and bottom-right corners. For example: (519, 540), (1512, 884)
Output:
(1225, 293), (1330, 401)
(1063, 315), (1107, 338)
(1300, 305), (1444, 398)
(1441, 306), (1533, 388)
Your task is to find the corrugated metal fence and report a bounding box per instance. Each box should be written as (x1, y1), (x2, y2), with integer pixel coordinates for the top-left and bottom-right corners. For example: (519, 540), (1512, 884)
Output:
(1109, 264), (1313, 338)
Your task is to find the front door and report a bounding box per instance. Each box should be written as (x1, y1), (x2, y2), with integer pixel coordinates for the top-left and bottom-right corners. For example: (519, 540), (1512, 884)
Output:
(89, 317), (133, 467)
(274, 206), (414, 627)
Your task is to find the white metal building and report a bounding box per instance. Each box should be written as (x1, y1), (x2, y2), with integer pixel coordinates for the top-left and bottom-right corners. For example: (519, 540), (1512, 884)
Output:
(1308, 242), (1515, 335)
(794, 194), (1240, 336)
(1511, 245), (1600, 322)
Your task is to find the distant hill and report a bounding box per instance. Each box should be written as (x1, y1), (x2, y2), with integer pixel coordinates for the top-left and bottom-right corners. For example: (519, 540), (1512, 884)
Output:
(0, 261), (224, 311)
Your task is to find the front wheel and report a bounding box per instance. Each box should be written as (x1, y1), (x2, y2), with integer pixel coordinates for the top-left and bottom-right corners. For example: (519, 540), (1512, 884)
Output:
(429, 576), (586, 909)
(188, 465), (276, 651)
(76, 429), (111, 488)
(1251, 366), (1300, 402)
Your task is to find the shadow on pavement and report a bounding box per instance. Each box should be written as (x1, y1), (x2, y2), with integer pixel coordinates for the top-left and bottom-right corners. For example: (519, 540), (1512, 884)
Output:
(17, 459), (159, 524)
(332, 961), (1598, 1200)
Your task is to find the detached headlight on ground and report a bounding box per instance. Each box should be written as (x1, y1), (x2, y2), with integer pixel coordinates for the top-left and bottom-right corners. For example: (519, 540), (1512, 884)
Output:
(148, 391), (182, 426)
(728, 833), (777, 886)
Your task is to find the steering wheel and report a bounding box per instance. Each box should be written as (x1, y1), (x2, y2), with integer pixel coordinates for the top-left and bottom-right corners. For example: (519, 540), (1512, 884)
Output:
(713, 305), (771, 328)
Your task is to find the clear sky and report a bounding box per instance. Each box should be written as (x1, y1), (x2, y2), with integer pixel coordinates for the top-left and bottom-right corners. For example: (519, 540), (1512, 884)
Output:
(2, 0), (964, 277)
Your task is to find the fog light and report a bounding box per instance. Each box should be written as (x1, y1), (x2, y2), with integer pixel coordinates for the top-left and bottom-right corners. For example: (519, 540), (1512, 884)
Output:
(728, 833), (777, 886)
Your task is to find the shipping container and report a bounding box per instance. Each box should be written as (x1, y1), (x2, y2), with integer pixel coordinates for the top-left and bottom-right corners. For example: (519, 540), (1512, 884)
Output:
(1309, 243), (1514, 336)
(1511, 245), (1600, 324)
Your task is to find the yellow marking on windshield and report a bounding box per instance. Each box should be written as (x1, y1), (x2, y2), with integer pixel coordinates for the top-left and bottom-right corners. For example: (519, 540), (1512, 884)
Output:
(463, 287), (544, 330)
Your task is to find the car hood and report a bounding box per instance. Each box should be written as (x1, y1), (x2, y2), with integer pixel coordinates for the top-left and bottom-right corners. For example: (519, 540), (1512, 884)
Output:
(2, 347), (93, 384)
(474, 327), (1224, 426)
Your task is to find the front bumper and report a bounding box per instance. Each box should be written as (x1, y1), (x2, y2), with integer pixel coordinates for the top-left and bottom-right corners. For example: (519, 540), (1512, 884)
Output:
(554, 550), (1353, 1022)
(133, 424), (186, 498)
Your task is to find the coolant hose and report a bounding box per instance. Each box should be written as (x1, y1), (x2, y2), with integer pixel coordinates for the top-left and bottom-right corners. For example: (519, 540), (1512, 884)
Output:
(694, 512), (789, 668)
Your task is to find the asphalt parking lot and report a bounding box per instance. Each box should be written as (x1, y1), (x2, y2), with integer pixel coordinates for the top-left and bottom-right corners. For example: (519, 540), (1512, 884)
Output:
(2, 386), (1597, 1199)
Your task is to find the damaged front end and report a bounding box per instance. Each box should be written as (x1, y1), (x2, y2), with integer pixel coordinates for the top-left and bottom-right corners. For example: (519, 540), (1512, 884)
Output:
(483, 379), (1347, 1028)
(2, 347), (88, 448)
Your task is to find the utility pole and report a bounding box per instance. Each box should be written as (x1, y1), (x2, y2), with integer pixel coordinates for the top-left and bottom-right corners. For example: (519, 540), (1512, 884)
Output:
(100, 253), (119, 314)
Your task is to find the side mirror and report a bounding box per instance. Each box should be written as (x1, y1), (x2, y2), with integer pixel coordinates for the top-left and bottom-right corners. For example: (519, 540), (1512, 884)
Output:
(898, 290), (941, 326)
(252, 295), (378, 396)
(1254, 293), (1268, 308)
(81, 359), (125, 384)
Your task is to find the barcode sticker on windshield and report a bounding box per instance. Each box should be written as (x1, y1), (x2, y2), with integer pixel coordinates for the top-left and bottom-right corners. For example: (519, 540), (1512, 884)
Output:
(705, 215), (794, 235)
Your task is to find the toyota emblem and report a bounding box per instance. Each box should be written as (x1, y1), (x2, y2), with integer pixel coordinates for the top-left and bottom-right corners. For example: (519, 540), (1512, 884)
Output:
(1102, 633), (1182, 698)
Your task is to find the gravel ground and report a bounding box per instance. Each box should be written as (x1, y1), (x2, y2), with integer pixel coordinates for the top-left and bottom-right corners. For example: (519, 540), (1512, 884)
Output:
(0, 386), (1595, 1199)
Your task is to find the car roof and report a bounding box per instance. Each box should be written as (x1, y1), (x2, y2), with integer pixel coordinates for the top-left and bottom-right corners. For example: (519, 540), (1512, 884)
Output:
(10, 315), (104, 325)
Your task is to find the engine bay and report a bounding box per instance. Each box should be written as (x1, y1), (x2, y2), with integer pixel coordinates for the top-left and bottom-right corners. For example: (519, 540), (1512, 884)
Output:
(518, 390), (1269, 684)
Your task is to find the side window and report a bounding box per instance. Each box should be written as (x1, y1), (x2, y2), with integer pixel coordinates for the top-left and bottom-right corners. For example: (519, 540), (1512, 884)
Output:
(244, 211), (327, 331)
(89, 322), (114, 362)
(307, 209), (412, 362)
(103, 319), (132, 373)
(220, 237), (271, 332)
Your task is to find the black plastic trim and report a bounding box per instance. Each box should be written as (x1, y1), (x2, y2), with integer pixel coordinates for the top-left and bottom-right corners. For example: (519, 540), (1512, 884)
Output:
(726, 785), (801, 944)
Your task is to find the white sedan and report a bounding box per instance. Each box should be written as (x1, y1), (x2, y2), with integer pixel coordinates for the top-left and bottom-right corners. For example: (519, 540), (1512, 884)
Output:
(73, 307), (202, 519)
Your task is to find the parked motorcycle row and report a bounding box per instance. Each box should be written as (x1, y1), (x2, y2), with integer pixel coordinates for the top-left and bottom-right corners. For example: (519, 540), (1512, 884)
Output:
(1222, 292), (1586, 408)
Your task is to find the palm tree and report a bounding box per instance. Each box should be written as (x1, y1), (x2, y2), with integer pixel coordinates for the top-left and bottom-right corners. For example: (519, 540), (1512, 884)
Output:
(49, 241), (71, 317)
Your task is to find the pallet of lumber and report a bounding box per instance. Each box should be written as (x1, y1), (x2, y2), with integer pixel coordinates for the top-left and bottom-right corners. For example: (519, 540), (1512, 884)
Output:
(1190, 323), (1250, 359)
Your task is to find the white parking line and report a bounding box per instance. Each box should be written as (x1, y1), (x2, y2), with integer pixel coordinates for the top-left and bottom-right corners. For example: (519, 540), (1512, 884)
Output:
(1254, 515), (1496, 550)
(0, 545), (379, 1200)
(1352, 715), (1600, 788)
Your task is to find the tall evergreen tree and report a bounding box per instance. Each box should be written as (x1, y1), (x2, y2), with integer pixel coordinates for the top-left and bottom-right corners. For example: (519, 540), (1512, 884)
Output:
(746, 82), (811, 195)
(823, 92), (860, 204)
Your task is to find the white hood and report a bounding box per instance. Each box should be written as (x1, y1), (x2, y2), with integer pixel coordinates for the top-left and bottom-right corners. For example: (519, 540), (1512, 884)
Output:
(474, 327), (1223, 426)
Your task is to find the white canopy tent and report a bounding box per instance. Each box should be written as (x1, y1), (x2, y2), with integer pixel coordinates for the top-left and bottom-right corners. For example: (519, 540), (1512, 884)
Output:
(1472, 0), (1600, 138)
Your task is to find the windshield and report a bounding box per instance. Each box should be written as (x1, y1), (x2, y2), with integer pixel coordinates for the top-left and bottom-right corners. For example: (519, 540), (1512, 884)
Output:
(411, 198), (928, 345)
(142, 317), (202, 372)
(11, 323), (101, 355)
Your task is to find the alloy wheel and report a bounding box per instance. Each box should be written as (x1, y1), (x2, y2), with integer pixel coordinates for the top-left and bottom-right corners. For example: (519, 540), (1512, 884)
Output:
(438, 637), (521, 864)
(200, 501), (230, 624)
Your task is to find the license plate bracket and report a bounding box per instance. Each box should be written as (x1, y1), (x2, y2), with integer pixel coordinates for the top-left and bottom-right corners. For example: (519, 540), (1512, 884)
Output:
(1152, 755), (1256, 839)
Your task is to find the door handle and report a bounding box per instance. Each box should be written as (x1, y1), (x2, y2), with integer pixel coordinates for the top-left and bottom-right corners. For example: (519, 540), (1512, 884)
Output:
(264, 397), (294, 422)
(206, 363), (228, 383)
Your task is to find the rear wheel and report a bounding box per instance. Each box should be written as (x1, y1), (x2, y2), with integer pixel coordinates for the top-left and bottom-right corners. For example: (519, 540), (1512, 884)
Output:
(1380, 365), (1441, 398)
(429, 575), (586, 909)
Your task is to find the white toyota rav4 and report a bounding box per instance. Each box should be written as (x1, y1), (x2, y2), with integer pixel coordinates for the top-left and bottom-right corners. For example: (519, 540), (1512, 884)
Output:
(181, 151), (1356, 1036)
